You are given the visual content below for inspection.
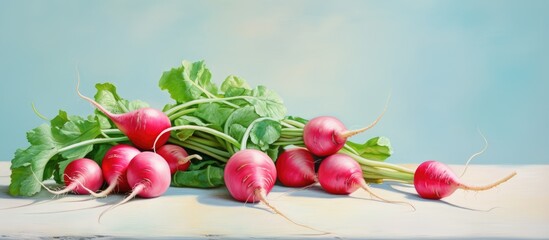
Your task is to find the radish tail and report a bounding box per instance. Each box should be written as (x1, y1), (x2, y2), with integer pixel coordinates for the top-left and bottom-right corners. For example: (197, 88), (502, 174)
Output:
(358, 181), (416, 211)
(339, 94), (390, 139)
(76, 70), (116, 119)
(89, 175), (121, 198)
(458, 172), (517, 191)
(254, 188), (330, 235)
(31, 166), (95, 196)
(98, 184), (144, 223)
(459, 128), (488, 178)
(179, 154), (203, 165)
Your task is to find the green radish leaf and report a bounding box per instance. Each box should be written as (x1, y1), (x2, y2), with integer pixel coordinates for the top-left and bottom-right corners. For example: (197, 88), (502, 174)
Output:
(172, 115), (209, 141)
(171, 160), (224, 188)
(221, 75), (250, 92)
(247, 85), (286, 120)
(94, 82), (149, 114)
(9, 110), (102, 196)
(347, 136), (393, 161)
(250, 120), (281, 151)
(194, 103), (234, 127)
(159, 60), (218, 103)
(224, 106), (259, 143)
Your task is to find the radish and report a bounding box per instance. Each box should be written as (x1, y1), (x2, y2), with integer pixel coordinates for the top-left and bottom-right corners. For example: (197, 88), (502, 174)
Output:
(275, 148), (318, 187)
(34, 158), (104, 195)
(156, 144), (202, 174)
(318, 153), (412, 208)
(224, 149), (326, 233)
(303, 104), (387, 157)
(92, 144), (141, 197)
(76, 78), (171, 150)
(414, 160), (517, 200)
(99, 151), (171, 221)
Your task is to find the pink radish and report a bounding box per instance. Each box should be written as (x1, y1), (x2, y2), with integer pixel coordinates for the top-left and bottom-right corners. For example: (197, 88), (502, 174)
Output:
(414, 160), (517, 200)
(303, 106), (386, 157)
(275, 148), (318, 187)
(76, 79), (171, 150)
(99, 151), (171, 221)
(34, 158), (104, 195)
(93, 144), (141, 197)
(318, 153), (412, 208)
(224, 149), (326, 233)
(156, 144), (202, 174)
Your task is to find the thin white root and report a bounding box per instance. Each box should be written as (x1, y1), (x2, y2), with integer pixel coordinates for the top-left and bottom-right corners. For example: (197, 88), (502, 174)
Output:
(359, 181), (416, 211)
(339, 93), (391, 139)
(98, 184), (144, 223)
(459, 128), (488, 178)
(255, 188), (331, 235)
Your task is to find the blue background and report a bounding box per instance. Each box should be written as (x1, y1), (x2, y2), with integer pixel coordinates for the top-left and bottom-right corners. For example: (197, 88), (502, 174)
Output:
(1, 1), (548, 164)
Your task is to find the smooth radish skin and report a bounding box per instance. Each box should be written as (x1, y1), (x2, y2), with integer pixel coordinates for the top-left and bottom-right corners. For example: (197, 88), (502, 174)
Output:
(414, 160), (517, 200)
(276, 148), (318, 187)
(224, 149), (327, 233)
(156, 144), (202, 174)
(303, 102), (387, 157)
(318, 153), (413, 209)
(92, 144), (141, 197)
(76, 78), (171, 150)
(224, 149), (277, 203)
(99, 152), (171, 222)
(34, 158), (104, 195)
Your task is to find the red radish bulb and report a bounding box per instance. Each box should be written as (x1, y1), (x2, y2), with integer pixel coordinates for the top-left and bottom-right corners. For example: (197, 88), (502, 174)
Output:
(34, 158), (104, 196)
(76, 80), (171, 150)
(224, 149), (325, 233)
(94, 144), (140, 197)
(303, 113), (384, 157)
(276, 148), (318, 187)
(156, 144), (202, 174)
(318, 153), (412, 208)
(224, 149), (276, 203)
(99, 152), (171, 222)
(414, 160), (517, 200)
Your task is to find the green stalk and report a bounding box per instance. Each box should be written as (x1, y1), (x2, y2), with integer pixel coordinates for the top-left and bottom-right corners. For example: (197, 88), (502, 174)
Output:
(340, 149), (415, 175)
(58, 136), (129, 153)
(169, 138), (228, 162)
(240, 117), (276, 150)
(282, 119), (306, 128)
(185, 138), (231, 158)
(361, 166), (414, 182)
(165, 96), (257, 117)
(168, 108), (197, 121)
(187, 135), (223, 148)
(153, 125), (240, 151)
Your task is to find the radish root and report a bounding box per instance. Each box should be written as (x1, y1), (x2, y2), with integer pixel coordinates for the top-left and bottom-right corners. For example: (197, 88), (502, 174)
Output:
(254, 188), (330, 235)
(458, 172), (517, 191)
(358, 181), (416, 211)
(339, 94), (391, 138)
(98, 184), (144, 223)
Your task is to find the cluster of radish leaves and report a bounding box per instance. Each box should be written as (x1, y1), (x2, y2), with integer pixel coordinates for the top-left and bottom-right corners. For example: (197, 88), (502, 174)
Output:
(9, 60), (409, 197)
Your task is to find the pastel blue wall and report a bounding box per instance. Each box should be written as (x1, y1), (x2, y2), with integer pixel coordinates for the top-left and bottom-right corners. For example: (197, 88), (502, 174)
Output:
(1, 1), (547, 164)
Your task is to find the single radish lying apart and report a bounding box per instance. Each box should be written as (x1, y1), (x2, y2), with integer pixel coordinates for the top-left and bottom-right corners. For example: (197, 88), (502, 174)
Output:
(35, 158), (104, 195)
(276, 148), (318, 187)
(318, 153), (412, 208)
(76, 80), (171, 150)
(99, 152), (171, 221)
(414, 160), (517, 200)
(156, 144), (202, 174)
(93, 144), (141, 197)
(303, 113), (385, 157)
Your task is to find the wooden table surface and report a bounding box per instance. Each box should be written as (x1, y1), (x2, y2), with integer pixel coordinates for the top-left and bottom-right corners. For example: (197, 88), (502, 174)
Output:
(0, 162), (547, 239)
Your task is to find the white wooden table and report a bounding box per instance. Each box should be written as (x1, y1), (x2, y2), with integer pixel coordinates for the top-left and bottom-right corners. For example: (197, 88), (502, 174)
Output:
(0, 162), (546, 239)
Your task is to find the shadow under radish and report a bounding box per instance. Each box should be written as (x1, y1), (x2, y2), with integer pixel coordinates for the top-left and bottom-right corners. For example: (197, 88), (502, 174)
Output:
(385, 183), (498, 212)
